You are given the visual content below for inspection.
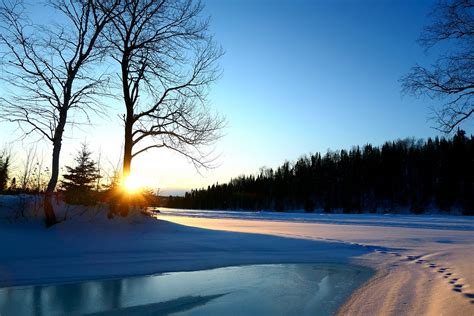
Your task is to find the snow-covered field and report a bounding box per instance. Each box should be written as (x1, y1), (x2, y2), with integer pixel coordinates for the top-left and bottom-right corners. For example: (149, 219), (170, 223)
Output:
(0, 196), (369, 287)
(156, 207), (474, 230)
(0, 196), (473, 315)
(157, 208), (474, 316)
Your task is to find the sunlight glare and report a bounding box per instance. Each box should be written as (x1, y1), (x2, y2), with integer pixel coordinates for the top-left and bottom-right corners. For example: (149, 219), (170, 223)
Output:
(123, 174), (143, 193)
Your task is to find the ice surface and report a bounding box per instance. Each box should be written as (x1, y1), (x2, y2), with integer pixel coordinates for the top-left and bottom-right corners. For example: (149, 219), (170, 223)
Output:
(0, 264), (372, 316)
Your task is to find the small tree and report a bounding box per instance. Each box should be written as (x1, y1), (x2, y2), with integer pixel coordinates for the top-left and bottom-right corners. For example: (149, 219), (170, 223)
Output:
(0, 150), (10, 192)
(61, 144), (100, 205)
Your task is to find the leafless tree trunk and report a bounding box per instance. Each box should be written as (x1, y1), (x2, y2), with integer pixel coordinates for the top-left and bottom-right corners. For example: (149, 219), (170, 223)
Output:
(20, 146), (37, 191)
(105, 0), (224, 215)
(401, 0), (474, 133)
(0, 0), (119, 227)
(33, 152), (46, 193)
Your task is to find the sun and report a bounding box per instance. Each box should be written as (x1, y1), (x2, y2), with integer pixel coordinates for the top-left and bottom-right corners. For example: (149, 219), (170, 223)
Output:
(123, 174), (143, 193)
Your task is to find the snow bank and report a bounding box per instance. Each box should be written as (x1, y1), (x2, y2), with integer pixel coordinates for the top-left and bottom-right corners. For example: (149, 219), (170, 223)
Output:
(1, 195), (472, 315)
(0, 199), (369, 287)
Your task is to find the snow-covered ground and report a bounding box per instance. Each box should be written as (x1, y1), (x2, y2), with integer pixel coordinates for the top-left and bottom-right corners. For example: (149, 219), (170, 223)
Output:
(0, 196), (473, 315)
(0, 196), (368, 287)
(156, 208), (474, 316)
(156, 207), (474, 230)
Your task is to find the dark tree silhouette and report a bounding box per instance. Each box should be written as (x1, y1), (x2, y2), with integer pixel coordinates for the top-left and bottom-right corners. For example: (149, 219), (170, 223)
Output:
(169, 131), (474, 215)
(401, 0), (474, 133)
(0, 0), (119, 226)
(0, 150), (10, 192)
(61, 144), (100, 205)
(104, 0), (224, 215)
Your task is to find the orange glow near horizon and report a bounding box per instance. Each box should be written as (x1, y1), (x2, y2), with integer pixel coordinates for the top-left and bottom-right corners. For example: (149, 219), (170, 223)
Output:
(123, 174), (144, 194)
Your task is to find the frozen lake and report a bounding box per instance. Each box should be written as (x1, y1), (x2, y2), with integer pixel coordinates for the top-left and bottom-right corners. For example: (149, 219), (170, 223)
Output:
(0, 263), (372, 315)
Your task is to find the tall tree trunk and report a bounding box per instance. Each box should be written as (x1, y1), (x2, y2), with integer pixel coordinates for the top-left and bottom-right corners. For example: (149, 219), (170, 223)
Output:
(44, 111), (67, 227)
(119, 115), (134, 217)
(123, 120), (133, 180)
(116, 52), (135, 217)
(121, 52), (133, 181)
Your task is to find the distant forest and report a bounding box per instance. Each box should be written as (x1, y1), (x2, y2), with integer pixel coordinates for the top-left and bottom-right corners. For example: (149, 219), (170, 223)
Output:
(166, 130), (474, 215)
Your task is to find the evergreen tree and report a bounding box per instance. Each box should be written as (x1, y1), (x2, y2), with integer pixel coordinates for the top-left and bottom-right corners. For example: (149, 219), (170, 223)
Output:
(167, 130), (474, 215)
(61, 144), (100, 205)
(0, 151), (10, 193)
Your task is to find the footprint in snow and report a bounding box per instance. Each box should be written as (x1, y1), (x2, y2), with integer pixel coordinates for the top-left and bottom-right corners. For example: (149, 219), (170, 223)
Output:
(450, 278), (459, 284)
(411, 259), (473, 304)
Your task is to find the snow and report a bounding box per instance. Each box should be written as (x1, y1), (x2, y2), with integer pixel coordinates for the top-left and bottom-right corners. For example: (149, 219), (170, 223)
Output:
(156, 207), (474, 230)
(157, 209), (474, 315)
(0, 196), (368, 287)
(0, 195), (473, 315)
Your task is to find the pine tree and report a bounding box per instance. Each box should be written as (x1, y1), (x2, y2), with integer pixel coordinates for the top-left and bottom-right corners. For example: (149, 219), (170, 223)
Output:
(0, 151), (10, 193)
(171, 131), (474, 214)
(61, 144), (100, 205)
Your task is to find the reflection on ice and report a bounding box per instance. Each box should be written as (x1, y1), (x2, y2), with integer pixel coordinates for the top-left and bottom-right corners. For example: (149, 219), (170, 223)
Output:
(88, 294), (229, 316)
(0, 264), (372, 316)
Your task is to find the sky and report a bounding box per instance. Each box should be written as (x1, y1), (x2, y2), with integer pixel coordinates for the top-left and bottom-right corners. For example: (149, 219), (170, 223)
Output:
(1, 0), (472, 195)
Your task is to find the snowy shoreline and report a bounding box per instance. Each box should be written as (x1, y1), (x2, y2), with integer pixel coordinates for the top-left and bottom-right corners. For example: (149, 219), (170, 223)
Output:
(155, 207), (474, 230)
(1, 197), (473, 315)
(158, 212), (474, 315)
(0, 209), (370, 288)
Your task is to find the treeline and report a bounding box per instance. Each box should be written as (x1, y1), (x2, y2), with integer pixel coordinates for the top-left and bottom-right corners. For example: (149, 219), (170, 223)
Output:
(168, 130), (474, 215)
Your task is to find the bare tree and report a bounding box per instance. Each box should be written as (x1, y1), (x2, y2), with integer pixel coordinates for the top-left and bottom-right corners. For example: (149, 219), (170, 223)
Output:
(401, 0), (474, 133)
(20, 145), (37, 191)
(0, 0), (119, 226)
(32, 152), (47, 193)
(105, 0), (224, 212)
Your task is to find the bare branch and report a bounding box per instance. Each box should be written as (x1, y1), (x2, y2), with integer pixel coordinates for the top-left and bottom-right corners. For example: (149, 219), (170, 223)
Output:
(401, 0), (474, 133)
(0, 0), (119, 225)
(105, 0), (225, 177)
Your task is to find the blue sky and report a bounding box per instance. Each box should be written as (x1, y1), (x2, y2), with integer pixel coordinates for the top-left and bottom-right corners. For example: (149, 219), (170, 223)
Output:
(1, 0), (472, 194)
(192, 0), (471, 186)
